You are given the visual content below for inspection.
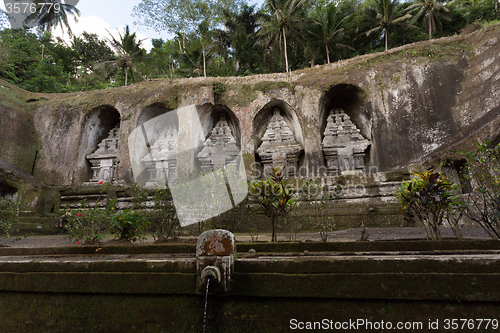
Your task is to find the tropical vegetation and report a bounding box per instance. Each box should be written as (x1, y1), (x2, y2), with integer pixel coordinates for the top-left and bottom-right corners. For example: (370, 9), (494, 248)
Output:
(0, 0), (498, 92)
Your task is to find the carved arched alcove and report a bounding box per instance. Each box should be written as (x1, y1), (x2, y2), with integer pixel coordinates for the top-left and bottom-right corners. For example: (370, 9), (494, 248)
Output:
(0, 177), (17, 201)
(253, 100), (304, 179)
(134, 103), (178, 187)
(195, 103), (242, 172)
(319, 84), (372, 175)
(78, 105), (121, 184)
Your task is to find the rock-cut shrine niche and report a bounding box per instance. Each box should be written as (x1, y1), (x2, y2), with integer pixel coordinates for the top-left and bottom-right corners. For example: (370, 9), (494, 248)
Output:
(256, 107), (303, 178)
(141, 124), (178, 187)
(134, 103), (177, 188)
(322, 108), (370, 175)
(197, 113), (239, 170)
(86, 124), (120, 184)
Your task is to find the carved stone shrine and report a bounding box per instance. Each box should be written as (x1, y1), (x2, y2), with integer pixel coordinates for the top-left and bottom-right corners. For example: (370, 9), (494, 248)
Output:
(197, 114), (240, 170)
(86, 124), (120, 184)
(141, 125), (178, 186)
(322, 108), (370, 175)
(256, 108), (303, 177)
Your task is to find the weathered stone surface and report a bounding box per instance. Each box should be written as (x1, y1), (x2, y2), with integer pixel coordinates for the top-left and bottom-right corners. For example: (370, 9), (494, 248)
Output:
(197, 114), (240, 170)
(256, 108), (303, 177)
(0, 24), (499, 226)
(141, 125), (178, 186)
(85, 124), (120, 184)
(322, 108), (370, 175)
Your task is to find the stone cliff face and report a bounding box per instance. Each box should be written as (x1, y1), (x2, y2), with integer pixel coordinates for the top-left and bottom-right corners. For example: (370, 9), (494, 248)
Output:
(0, 24), (499, 226)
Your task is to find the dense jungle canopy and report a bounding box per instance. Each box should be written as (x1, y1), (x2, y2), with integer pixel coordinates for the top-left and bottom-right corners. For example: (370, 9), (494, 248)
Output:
(0, 0), (498, 93)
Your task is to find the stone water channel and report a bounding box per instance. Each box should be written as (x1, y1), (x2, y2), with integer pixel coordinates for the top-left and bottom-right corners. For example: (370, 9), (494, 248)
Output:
(0, 232), (499, 332)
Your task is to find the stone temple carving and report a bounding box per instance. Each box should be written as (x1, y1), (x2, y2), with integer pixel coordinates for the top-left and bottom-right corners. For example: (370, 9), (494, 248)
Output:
(86, 124), (119, 184)
(322, 108), (370, 175)
(197, 114), (240, 170)
(257, 108), (303, 177)
(141, 125), (178, 186)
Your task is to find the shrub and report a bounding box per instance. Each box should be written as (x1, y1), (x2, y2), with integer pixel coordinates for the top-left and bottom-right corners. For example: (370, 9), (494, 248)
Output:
(64, 198), (115, 245)
(110, 211), (149, 242)
(395, 170), (461, 240)
(459, 141), (500, 239)
(249, 165), (296, 242)
(130, 184), (180, 242)
(0, 198), (19, 237)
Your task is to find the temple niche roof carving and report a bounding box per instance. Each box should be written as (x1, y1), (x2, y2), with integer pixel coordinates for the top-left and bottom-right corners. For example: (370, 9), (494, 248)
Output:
(322, 108), (370, 176)
(86, 124), (120, 184)
(256, 108), (303, 178)
(197, 113), (240, 170)
(141, 125), (179, 187)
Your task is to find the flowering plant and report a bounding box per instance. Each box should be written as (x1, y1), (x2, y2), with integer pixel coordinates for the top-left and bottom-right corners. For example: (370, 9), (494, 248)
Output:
(110, 210), (149, 242)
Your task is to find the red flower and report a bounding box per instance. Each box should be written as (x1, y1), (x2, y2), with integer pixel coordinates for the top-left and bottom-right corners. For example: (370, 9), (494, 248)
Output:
(98, 181), (104, 185)
(77, 241), (80, 244)
(77, 213), (82, 217)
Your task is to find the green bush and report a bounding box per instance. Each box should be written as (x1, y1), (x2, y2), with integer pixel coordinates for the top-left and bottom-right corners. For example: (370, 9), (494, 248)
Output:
(130, 184), (180, 242)
(459, 141), (500, 239)
(110, 211), (149, 242)
(395, 170), (461, 240)
(249, 165), (296, 242)
(0, 198), (19, 237)
(64, 198), (115, 245)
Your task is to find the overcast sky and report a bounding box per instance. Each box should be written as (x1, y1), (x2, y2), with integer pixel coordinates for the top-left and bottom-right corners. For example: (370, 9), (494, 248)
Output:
(1, 0), (265, 51)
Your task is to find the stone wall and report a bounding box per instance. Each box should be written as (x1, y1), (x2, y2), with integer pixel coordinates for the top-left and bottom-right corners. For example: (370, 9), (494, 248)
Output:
(0, 24), (499, 229)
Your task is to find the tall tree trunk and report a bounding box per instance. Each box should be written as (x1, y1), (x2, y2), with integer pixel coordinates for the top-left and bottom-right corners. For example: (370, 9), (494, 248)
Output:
(125, 68), (128, 86)
(283, 26), (289, 72)
(203, 47), (206, 78)
(385, 27), (388, 50)
(429, 14), (432, 40)
(326, 44), (330, 64)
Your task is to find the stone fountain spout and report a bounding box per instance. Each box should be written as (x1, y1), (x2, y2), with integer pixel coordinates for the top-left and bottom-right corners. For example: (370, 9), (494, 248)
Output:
(196, 229), (235, 294)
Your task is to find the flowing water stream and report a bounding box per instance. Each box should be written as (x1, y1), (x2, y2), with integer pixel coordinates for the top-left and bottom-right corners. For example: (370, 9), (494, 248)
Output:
(202, 277), (211, 333)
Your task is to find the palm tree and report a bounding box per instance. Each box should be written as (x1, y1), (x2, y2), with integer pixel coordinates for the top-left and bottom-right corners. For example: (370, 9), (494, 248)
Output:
(26, 0), (80, 35)
(409, 0), (451, 40)
(257, 0), (307, 72)
(308, 6), (354, 64)
(106, 26), (145, 86)
(364, 0), (414, 51)
(219, 4), (262, 73)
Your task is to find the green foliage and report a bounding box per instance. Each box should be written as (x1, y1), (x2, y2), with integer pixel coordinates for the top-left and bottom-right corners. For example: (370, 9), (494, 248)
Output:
(364, 0), (415, 50)
(105, 25), (146, 86)
(27, 0), (81, 35)
(409, 0), (452, 40)
(249, 165), (296, 242)
(307, 4), (353, 64)
(64, 198), (116, 245)
(1, 0), (497, 91)
(309, 184), (340, 242)
(110, 211), (150, 242)
(459, 141), (500, 239)
(0, 198), (19, 237)
(213, 82), (226, 103)
(130, 184), (180, 242)
(395, 170), (461, 240)
(71, 32), (115, 70)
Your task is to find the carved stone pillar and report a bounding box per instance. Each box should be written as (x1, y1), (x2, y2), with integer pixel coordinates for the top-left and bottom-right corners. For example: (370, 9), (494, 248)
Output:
(141, 125), (178, 187)
(256, 108), (303, 178)
(85, 125), (120, 184)
(197, 114), (240, 171)
(322, 109), (370, 176)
